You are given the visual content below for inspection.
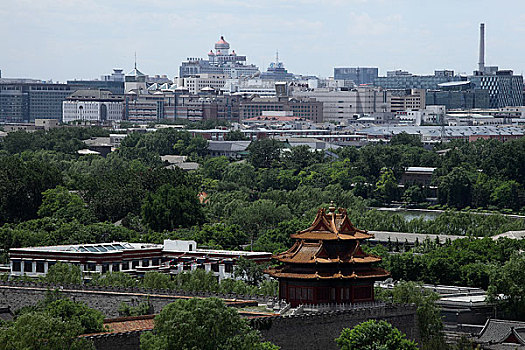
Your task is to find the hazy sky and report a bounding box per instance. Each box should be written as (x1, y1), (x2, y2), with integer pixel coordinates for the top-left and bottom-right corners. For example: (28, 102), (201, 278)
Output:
(1, 0), (524, 82)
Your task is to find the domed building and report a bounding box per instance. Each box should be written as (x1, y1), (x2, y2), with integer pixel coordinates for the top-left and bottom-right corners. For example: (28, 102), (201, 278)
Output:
(180, 35), (259, 79)
(266, 204), (390, 307)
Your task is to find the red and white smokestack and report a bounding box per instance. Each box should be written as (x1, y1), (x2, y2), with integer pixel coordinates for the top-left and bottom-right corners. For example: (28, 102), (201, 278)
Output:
(478, 23), (485, 73)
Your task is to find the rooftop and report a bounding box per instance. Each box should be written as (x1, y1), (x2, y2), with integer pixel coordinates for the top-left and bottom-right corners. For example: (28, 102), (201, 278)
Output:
(10, 242), (160, 253)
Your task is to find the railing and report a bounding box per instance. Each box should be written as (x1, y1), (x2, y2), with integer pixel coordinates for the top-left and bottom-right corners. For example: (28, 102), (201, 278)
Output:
(298, 300), (386, 314)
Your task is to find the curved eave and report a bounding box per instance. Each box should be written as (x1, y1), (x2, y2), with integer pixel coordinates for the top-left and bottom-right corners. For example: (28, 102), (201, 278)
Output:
(265, 269), (390, 280)
(275, 257), (382, 264)
(290, 232), (373, 240)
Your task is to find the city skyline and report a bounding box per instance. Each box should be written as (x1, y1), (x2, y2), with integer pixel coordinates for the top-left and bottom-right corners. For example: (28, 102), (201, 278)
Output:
(1, 0), (525, 81)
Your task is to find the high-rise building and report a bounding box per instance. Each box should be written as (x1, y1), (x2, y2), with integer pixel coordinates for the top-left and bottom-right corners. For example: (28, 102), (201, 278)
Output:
(469, 71), (524, 108)
(333, 67), (378, 85)
(469, 23), (524, 108)
(179, 36), (259, 78)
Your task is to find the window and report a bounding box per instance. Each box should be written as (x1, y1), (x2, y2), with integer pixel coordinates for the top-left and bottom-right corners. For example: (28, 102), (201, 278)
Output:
(12, 261), (21, 272)
(152, 258), (160, 266)
(142, 259), (150, 267)
(102, 264), (109, 273)
(36, 262), (45, 273)
(132, 260), (139, 269)
(87, 263), (96, 271)
(24, 261), (33, 273)
(112, 263), (120, 272)
(122, 262), (129, 271)
(289, 287), (296, 299)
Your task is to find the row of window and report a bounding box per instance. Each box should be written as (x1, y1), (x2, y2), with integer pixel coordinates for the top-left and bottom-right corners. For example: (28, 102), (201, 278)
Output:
(286, 286), (373, 302)
(12, 258), (162, 273)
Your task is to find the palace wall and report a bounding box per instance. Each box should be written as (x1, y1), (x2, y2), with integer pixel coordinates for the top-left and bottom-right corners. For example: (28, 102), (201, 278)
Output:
(0, 281), (260, 317)
(255, 304), (419, 350)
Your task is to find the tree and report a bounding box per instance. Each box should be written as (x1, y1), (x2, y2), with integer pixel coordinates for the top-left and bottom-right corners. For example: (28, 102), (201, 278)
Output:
(335, 319), (417, 350)
(1, 293), (103, 350)
(38, 186), (96, 224)
(390, 132), (423, 148)
(438, 166), (475, 208)
(44, 263), (83, 285)
(402, 185), (425, 204)
(118, 299), (153, 317)
(140, 298), (278, 350)
(233, 256), (267, 285)
(194, 223), (248, 249)
(44, 298), (105, 334)
(282, 145), (324, 169)
(224, 130), (249, 141)
(375, 167), (398, 203)
(222, 162), (256, 188)
(0, 156), (62, 224)
(490, 180), (522, 211)
(141, 184), (204, 231)
(142, 271), (173, 290)
(0, 312), (95, 350)
(201, 156), (230, 180)
(488, 254), (525, 320)
(375, 281), (445, 349)
(247, 139), (282, 168)
(90, 271), (137, 288)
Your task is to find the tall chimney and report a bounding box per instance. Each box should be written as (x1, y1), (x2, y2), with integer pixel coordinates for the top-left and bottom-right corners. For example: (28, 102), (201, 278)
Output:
(478, 23), (485, 73)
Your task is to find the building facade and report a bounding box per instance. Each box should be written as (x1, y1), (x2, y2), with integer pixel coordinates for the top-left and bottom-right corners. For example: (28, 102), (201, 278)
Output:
(239, 96), (323, 122)
(426, 89), (490, 109)
(334, 67), (378, 85)
(374, 70), (463, 90)
(469, 70), (524, 108)
(0, 82), (73, 122)
(180, 74), (227, 94)
(9, 240), (271, 282)
(175, 93), (243, 121)
(179, 36), (259, 79)
(390, 89), (426, 112)
(292, 87), (391, 122)
(63, 89), (124, 123)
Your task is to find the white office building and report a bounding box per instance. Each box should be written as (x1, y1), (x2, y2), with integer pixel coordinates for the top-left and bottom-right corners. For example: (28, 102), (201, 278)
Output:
(62, 89), (124, 123)
(293, 87), (391, 122)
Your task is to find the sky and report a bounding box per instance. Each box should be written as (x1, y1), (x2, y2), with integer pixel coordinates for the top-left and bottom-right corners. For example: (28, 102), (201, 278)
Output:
(1, 0), (524, 82)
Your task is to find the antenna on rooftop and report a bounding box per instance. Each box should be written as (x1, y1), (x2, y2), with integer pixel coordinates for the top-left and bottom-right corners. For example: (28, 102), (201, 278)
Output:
(134, 52), (137, 70)
(276, 50), (279, 64)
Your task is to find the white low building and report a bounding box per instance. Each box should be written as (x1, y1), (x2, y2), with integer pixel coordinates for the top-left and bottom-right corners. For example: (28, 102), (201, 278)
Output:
(62, 89), (124, 123)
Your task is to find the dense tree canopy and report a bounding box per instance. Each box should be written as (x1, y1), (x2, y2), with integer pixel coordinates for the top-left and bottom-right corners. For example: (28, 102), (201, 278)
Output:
(140, 298), (278, 350)
(335, 320), (417, 350)
(141, 183), (204, 231)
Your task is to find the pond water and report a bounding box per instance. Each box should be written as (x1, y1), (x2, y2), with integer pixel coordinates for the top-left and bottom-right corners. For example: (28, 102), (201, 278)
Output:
(373, 208), (442, 221)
